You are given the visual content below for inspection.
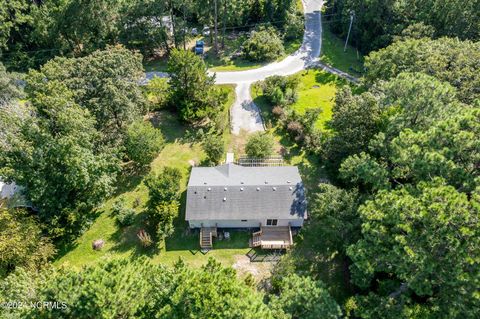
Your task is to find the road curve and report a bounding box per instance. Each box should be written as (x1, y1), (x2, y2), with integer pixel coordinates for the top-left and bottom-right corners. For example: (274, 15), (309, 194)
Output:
(214, 0), (322, 134)
(144, 0), (323, 135)
(212, 0), (322, 84)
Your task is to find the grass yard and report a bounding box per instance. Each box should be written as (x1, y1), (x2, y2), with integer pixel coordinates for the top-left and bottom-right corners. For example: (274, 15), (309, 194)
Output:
(250, 69), (353, 302)
(55, 85), (259, 271)
(144, 58), (168, 72)
(252, 69), (347, 131)
(249, 69), (348, 190)
(320, 25), (364, 76)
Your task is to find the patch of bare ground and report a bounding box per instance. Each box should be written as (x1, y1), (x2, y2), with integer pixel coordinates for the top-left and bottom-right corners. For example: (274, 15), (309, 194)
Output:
(232, 254), (273, 282)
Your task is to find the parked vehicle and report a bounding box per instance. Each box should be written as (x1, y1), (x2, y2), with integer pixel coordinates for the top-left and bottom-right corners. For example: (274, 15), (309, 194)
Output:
(202, 26), (210, 36)
(195, 40), (205, 55)
(191, 28), (198, 36)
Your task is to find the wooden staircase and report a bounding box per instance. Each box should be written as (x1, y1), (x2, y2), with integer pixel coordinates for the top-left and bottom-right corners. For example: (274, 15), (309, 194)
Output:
(251, 229), (262, 247)
(200, 224), (217, 249)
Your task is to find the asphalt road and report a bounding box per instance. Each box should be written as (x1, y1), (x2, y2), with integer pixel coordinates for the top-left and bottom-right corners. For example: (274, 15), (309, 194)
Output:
(144, 0), (324, 135)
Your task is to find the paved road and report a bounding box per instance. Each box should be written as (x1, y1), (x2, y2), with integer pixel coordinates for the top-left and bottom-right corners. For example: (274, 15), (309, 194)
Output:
(212, 0), (322, 84)
(145, 0), (328, 134)
(213, 0), (323, 133)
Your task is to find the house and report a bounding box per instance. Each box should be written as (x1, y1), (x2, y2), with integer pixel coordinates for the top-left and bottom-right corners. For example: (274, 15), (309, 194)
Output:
(185, 163), (307, 249)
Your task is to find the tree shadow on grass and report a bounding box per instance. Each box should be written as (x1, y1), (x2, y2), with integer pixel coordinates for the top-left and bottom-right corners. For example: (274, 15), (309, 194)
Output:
(114, 162), (149, 196)
(148, 110), (186, 143)
(108, 209), (161, 258)
(313, 70), (344, 85)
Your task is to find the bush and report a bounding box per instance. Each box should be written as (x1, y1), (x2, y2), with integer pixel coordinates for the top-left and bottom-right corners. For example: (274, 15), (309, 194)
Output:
(146, 77), (170, 110)
(203, 134), (225, 165)
(245, 132), (275, 158)
(112, 198), (136, 227)
(262, 75), (299, 106)
(125, 120), (165, 166)
(242, 27), (284, 62)
(272, 106), (285, 118)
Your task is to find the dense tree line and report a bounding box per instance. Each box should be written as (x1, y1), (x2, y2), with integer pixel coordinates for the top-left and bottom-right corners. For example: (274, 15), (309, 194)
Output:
(324, 0), (480, 53)
(265, 32), (479, 317)
(0, 258), (273, 318)
(0, 0), (298, 70)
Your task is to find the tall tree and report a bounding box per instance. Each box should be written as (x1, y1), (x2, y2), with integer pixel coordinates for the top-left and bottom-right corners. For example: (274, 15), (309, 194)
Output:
(0, 208), (55, 277)
(26, 46), (147, 143)
(167, 48), (226, 123)
(347, 180), (480, 318)
(364, 37), (480, 104)
(0, 80), (119, 238)
(269, 274), (342, 319)
(0, 258), (274, 318)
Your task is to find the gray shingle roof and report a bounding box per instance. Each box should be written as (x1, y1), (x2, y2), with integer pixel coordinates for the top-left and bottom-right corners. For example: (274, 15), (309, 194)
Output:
(186, 164), (307, 220)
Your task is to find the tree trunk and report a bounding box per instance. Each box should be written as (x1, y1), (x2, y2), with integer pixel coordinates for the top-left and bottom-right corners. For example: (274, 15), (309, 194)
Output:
(214, 0), (219, 54)
(221, 0), (227, 49)
(169, 0), (178, 48)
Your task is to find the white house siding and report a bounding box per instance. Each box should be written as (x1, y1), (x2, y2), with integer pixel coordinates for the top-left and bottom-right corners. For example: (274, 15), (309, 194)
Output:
(188, 219), (304, 228)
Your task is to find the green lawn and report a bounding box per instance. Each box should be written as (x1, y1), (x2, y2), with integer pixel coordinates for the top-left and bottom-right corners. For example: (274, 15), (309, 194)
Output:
(251, 69), (353, 302)
(206, 36), (302, 72)
(55, 86), (252, 270)
(144, 58), (168, 72)
(320, 25), (364, 76)
(249, 69), (349, 189)
(252, 69), (347, 131)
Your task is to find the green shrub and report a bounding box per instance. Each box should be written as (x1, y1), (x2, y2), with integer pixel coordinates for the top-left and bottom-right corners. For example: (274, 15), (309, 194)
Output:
(242, 27), (284, 62)
(262, 75), (299, 106)
(284, 11), (304, 40)
(112, 199), (136, 227)
(146, 77), (170, 110)
(245, 132), (275, 158)
(203, 134), (225, 165)
(125, 120), (165, 166)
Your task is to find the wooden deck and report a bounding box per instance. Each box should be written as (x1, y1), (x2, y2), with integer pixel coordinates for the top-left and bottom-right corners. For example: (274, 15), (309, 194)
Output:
(251, 225), (293, 249)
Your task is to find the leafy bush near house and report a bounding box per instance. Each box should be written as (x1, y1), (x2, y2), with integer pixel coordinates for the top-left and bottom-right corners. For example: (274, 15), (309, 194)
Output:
(203, 134), (225, 165)
(125, 120), (165, 166)
(245, 132), (275, 158)
(146, 77), (170, 110)
(242, 27), (284, 62)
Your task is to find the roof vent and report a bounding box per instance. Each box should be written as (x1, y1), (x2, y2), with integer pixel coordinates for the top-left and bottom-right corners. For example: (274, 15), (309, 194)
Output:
(224, 187), (228, 191)
(272, 187), (277, 191)
(207, 187), (211, 191)
(240, 187), (244, 191)
(256, 187), (260, 191)
(204, 182), (207, 185)
(289, 186), (293, 190)
(240, 181), (244, 184)
(223, 197), (227, 201)
(287, 180), (291, 183)
(264, 181), (268, 184)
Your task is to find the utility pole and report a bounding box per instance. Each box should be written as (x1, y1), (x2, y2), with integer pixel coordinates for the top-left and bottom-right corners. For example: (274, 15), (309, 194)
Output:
(344, 10), (354, 52)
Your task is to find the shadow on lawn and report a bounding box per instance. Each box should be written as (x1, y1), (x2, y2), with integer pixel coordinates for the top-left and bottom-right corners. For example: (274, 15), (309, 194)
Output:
(313, 70), (343, 85)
